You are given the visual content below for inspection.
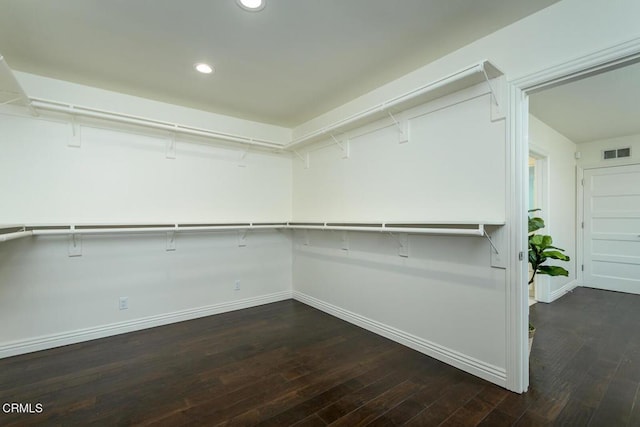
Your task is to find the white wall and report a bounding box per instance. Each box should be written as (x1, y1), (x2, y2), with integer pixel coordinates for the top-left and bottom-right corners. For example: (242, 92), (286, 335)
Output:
(293, 85), (505, 223)
(289, 0), (640, 392)
(0, 231), (291, 357)
(0, 80), (293, 357)
(577, 133), (640, 168)
(529, 115), (577, 302)
(292, 82), (509, 385)
(0, 112), (291, 224)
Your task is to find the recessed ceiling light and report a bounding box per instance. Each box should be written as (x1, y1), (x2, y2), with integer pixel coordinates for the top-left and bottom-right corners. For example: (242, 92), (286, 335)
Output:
(236, 0), (265, 12)
(194, 63), (214, 74)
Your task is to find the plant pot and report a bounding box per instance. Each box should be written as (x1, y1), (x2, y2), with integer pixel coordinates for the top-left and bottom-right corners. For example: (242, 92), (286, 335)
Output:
(528, 327), (536, 355)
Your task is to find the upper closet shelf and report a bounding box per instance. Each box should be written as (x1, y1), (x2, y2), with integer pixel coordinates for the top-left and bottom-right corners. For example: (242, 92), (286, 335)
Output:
(0, 226), (31, 242)
(0, 56), (284, 151)
(286, 60), (504, 150)
(1, 55), (502, 153)
(28, 99), (285, 151)
(0, 56), (37, 115)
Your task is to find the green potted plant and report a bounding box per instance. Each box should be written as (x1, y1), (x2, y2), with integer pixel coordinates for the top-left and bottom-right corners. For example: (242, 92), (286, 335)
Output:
(528, 209), (570, 352)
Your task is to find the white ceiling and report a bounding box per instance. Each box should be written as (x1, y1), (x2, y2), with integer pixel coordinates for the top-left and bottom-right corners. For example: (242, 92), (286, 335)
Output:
(530, 60), (640, 144)
(0, 0), (558, 127)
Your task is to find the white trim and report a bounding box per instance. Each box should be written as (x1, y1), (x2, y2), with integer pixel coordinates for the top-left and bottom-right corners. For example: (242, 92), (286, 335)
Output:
(534, 275), (551, 303)
(505, 83), (528, 393)
(0, 291), (292, 359)
(292, 290), (507, 387)
(512, 38), (640, 92)
(549, 280), (579, 303)
(576, 166), (585, 285)
(580, 160), (640, 170)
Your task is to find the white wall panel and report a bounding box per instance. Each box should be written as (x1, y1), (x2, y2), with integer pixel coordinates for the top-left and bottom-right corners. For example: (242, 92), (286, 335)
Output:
(292, 230), (507, 384)
(0, 231), (291, 353)
(0, 113), (291, 224)
(293, 91), (505, 222)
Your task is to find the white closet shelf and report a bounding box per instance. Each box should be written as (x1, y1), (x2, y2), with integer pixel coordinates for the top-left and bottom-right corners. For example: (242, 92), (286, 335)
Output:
(0, 226), (32, 242)
(28, 99), (286, 151)
(0, 56), (37, 115)
(1, 55), (503, 153)
(286, 60), (503, 150)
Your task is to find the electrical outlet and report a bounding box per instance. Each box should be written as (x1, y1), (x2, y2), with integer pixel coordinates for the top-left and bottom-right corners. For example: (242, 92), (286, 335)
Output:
(119, 296), (129, 310)
(234, 280), (241, 291)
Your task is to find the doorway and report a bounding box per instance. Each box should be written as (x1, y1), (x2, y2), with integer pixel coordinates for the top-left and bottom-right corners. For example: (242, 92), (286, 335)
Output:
(509, 38), (640, 393)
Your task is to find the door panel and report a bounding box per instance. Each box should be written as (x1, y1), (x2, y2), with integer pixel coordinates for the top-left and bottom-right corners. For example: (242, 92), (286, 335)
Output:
(584, 164), (640, 294)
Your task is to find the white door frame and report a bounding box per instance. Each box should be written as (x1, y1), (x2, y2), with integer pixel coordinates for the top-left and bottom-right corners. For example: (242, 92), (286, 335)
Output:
(506, 37), (640, 393)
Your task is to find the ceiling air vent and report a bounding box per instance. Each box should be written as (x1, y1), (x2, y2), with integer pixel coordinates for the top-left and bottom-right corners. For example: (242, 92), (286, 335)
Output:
(603, 147), (631, 160)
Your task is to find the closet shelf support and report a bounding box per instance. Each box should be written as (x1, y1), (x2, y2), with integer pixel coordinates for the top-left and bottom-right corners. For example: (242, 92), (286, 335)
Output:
(483, 228), (499, 254)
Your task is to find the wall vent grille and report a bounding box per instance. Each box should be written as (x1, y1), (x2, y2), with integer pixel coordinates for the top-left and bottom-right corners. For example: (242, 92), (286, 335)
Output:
(603, 147), (631, 160)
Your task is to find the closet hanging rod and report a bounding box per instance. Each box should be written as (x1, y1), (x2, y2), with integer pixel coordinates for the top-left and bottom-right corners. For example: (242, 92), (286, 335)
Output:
(28, 98), (286, 151)
(287, 223), (486, 236)
(28, 223), (289, 236)
(1, 222), (503, 241)
(286, 60), (502, 150)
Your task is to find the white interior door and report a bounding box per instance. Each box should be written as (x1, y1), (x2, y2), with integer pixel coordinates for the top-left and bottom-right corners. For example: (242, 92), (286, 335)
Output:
(583, 164), (640, 294)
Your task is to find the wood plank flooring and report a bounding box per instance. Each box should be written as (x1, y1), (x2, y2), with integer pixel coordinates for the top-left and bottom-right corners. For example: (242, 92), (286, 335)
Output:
(1, 287), (639, 426)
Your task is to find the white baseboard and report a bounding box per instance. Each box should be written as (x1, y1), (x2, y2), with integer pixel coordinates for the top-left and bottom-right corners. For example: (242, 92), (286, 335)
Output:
(549, 280), (579, 303)
(0, 291), (292, 359)
(292, 291), (507, 388)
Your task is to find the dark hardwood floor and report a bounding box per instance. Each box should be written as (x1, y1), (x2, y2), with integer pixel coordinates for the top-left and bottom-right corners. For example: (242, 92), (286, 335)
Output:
(1, 287), (639, 426)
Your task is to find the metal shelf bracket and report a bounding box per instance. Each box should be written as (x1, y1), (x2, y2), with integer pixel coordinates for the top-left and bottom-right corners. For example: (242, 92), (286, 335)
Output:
(387, 111), (409, 144)
(330, 134), (350, 159)
(69, 113), (82, 148)
(166, 132), (177, 159)
(483, 228), (499, 254)
(293, 150), (310, 169)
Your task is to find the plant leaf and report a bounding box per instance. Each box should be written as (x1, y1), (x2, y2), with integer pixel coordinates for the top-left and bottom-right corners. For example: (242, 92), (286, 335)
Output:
(530, 234), (544, 246)
(541, 235), (553, 247)
(542, 250), (570, 261)
(529, 217), (545, 233)
(538, 265), (570, 277)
